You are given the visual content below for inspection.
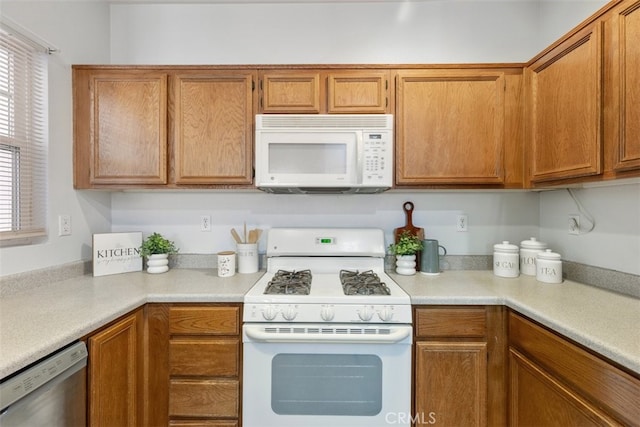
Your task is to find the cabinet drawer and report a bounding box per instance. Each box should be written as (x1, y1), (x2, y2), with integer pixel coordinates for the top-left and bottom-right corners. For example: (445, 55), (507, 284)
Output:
(415, 307), (486, 338)
(170, 422), (238, 427)
(169, 379), (239, 418)
(170, 306), (239, 335)
(170, 338), (239, 377)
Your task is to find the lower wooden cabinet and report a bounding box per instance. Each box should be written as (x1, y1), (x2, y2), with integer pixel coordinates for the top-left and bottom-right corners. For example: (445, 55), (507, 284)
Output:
(508, 311), (640, 426)
(87, 308), (144, 427)
(146, 304), (242, 426)
(413, 306), (507, 427)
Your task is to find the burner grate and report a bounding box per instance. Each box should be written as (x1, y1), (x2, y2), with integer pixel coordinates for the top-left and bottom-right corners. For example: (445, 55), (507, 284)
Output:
(340, 270), (391, 296)
(264, 269), (312, 295)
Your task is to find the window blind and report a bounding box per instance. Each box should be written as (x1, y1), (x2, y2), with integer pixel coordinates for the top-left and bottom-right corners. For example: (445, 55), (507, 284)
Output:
(0, 22), (48, 241)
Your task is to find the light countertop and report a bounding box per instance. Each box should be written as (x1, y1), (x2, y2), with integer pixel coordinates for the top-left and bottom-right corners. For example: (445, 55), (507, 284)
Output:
(1, 268), (638, 379)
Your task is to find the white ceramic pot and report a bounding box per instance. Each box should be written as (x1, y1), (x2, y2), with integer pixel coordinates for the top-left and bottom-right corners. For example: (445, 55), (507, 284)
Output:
(395, 254), (417, 275)
(146, 253), (169, 274)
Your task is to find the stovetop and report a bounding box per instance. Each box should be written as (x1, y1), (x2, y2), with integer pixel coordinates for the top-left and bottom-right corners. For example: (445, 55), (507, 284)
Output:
(243, 228), (412, 324)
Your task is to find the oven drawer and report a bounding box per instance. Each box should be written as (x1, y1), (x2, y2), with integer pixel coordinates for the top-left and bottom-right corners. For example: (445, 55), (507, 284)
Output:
(170, 306), (239, 335)
(170, 338), (239, 377)
(169, 379), (239, 418)
(415, 306), (486, 338)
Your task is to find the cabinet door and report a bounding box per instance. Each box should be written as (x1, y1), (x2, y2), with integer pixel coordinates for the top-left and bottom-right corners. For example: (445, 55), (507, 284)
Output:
(509, 349), (620, 426)
(88, 309), (143, 427)
(415, 341), (488, 427)
(396, 70), (505, 185)
(173, 71), (255, 185)
(260, 71), (321, 113)
(77, 71), (168, 186)
(528, 24), (603, 182)
(609, 1), (640, 172)
(327, 71), (390, 113)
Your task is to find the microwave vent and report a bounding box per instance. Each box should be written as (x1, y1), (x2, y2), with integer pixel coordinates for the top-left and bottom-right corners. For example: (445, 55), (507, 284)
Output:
(257, 114), (393, 130)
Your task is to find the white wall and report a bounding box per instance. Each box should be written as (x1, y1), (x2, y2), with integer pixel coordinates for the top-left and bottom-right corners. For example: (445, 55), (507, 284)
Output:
(111, 191), (540, 257)
(0, 1), (112, 276)
(539, 183), (640, 276)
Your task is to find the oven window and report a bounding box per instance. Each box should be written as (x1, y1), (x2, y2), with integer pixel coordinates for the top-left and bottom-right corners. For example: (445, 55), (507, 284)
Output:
(268, 143), (347, 174)
(271, 353), (382, 416)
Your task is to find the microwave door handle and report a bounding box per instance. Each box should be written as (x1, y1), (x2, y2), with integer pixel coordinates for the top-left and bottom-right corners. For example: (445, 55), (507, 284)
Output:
(356, 132), (363, 184)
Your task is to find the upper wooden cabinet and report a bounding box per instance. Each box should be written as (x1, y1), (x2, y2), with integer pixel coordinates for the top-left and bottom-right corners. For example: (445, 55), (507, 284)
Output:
(173, 71), (255, 185)
(526, 0), (640, 186)
(259, 69), (390, 114)
(73, 66), (256, 189)
(606, 0), (640, 173)
(526, 23), (604, 183)
(395, 68), (523, 187)
(73, 69), (168, 187)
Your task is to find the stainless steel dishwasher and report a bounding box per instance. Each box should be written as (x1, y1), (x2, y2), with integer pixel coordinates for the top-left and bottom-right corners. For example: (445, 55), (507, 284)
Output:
(0, 341), (88, 426)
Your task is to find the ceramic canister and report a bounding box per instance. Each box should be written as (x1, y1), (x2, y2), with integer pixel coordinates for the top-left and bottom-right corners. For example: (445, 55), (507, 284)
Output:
(536, 249), (563, 284)
(519, 237), (547, 276)
(493, 241), (520, 278)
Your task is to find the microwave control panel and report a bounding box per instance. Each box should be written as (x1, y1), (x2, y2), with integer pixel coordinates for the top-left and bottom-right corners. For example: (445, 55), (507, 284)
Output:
(362, 131), (392, 184)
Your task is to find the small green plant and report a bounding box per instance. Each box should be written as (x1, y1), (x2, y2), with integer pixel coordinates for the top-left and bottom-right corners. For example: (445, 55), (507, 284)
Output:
(139, 232), (179, 258)
(388, 231), (423, 256)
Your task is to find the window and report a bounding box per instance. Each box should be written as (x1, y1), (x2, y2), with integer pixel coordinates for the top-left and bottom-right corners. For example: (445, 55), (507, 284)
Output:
(0, 22), (48, 241)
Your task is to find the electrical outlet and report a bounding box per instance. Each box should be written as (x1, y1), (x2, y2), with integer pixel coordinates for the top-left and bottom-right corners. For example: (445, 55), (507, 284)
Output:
(201, 215), (211, 232)
(456, 214), (468, 232)
(569, 215), (580, 235)
(58, 214), (71, 236)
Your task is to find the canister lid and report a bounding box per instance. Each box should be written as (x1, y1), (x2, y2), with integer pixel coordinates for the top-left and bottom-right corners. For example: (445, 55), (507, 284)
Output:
(520, 237), (547, 250)
(494, 241), (519, 253)
(537, 249), (561, 260)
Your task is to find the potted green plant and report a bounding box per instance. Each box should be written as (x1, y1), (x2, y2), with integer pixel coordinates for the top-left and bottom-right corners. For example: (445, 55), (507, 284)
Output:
(388, 231), (423, 275)
(139, 232), (178, 274)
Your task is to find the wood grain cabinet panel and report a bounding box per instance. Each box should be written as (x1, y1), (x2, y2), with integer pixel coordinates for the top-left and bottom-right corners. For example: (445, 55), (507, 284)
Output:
(413, 306), (507, 427)
(509, 349), (620, 426)
(88, 309), (143, 427)
(169, 305), (239, 335)
(415, 341), (488, 427)
(260, 71), (321, 113)
(415, 307), (486, 338)
(259, 69), (390, 114)
(609, 1), (640, 172)
(73, 69), (168, 187)
(173, 71), (255, 185)
(169, 379), (239, 418)
(508, 311), (640, 426)
(164, 304), (242, 425)
(170, 338), (239, 377)
(527, 23), (603, 183)
(327, 71), (389, 113)
(395, 69), (508, 185)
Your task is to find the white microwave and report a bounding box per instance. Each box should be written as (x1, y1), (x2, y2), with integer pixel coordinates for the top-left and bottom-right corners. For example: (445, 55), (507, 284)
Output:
(255, 114), (393, 194)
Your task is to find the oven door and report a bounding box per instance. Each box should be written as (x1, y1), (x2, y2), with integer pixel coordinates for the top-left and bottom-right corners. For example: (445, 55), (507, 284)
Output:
(242, 323), (412, 427)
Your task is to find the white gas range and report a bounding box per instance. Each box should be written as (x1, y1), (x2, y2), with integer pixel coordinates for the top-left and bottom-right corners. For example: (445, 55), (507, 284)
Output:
(242, 228), (413, 427)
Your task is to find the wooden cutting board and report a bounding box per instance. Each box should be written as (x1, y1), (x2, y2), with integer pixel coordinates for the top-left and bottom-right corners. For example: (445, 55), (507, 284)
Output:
(394, 201), (425, 270)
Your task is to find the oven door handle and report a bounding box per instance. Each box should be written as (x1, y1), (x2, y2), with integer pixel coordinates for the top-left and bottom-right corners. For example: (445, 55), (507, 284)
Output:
(244, 326), (411, 344)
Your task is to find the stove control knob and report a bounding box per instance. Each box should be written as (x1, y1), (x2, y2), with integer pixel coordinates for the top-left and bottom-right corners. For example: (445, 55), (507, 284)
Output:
(263, 305), (278, 321)
(320, 305), (335, 321)
(282, 306), (298, 321)
(358, 306), (374, 322)
(378, 306), (394, 322)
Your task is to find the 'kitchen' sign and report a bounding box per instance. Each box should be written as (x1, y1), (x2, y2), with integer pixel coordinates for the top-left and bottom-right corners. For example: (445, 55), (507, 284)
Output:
(93, 232), (143, 277)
